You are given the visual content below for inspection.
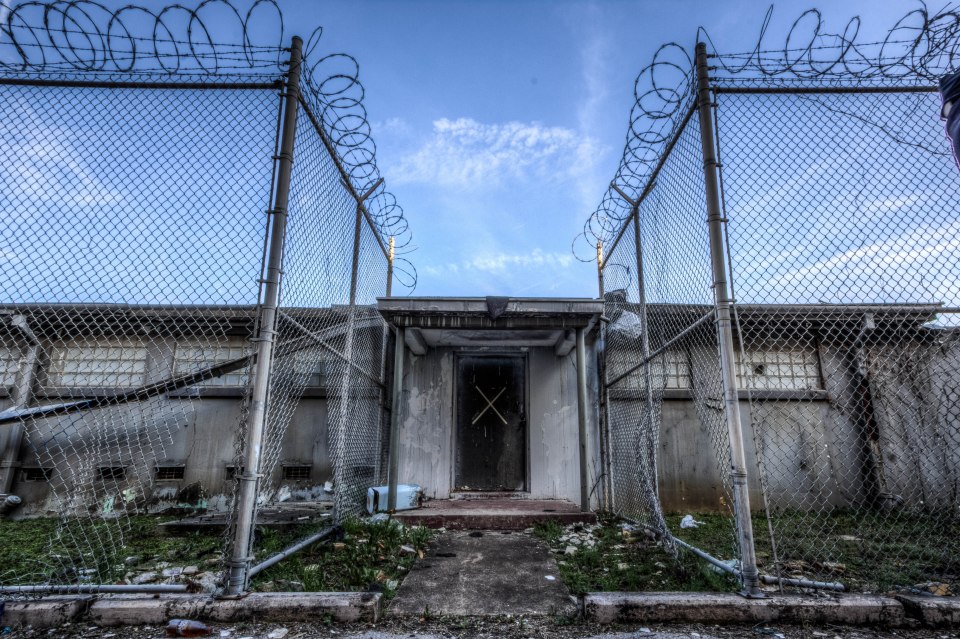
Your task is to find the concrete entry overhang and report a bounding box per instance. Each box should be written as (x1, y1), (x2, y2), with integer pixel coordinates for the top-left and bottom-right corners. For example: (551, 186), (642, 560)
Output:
(377, 296), (603, 350)
(378, 296), (603, 514)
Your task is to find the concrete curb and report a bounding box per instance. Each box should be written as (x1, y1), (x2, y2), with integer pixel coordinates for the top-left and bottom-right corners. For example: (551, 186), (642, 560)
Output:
(2, 592), (381, 629)
(583, 592), (907, 627)
(894, 595), (960, 627)
(1, 596), (94, 629)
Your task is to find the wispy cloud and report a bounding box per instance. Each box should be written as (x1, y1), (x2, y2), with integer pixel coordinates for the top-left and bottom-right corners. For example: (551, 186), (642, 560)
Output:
(388, 117), (600, 189)
(421, 248), (574, 277)
(573, 2), (612, 213)
(1, 95), (126, 209)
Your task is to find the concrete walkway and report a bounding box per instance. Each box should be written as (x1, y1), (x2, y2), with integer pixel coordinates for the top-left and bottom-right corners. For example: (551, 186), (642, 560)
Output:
(390, 530), (576, 617)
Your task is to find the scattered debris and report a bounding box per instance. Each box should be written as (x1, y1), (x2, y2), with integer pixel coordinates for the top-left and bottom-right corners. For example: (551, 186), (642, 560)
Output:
(164, 618), (211, 637)
(265, 629), (288, 639)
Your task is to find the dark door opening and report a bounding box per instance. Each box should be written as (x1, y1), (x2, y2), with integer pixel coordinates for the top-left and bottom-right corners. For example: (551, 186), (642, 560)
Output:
(455, 355), (527, 492)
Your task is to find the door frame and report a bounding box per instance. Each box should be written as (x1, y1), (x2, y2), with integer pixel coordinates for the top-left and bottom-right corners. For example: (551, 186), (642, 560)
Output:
(450, 350), (530, 493)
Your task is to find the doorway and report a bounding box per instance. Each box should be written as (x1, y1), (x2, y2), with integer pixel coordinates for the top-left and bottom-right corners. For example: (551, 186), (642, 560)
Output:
(455, 354), (527, 492)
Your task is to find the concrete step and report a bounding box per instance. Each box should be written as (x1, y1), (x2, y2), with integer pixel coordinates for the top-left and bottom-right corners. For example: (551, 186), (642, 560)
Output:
(448, 491), (530, 500)
(393, 498), (595, 530)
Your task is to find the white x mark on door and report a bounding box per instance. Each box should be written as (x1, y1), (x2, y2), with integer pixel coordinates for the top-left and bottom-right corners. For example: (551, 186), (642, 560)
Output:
(472, 385), (508, 425)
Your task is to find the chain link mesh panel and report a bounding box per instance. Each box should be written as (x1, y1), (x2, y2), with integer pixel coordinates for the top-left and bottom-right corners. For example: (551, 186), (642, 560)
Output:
(0, 74), (281, 591)
(715, 84), (960, 592)
(602, 107), (742, 569)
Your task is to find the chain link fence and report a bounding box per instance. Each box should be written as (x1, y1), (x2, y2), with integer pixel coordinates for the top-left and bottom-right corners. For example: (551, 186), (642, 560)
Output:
(0, 3), (407, 597)
(716, 81), (960, 592)
(597, 32), (960, 594)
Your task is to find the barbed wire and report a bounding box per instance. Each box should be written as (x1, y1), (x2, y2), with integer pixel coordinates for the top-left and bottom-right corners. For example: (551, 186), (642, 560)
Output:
(0, 0), (416, 287)
(574, 2), (960, 262)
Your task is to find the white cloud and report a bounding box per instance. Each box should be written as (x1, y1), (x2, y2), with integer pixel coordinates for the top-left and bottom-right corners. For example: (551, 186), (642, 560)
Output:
(1, 95), (126, 209)
(388, 117), (601, 189)
(422, 248), (575, 277)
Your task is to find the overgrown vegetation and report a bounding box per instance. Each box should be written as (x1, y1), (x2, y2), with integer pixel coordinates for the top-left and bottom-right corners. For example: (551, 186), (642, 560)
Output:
(531, 512), (737, 595)
(750, 510), (960, 594)
(0, 516), (431, 598)
(250, 518), (432, 598)
(535, 510), (959, 595)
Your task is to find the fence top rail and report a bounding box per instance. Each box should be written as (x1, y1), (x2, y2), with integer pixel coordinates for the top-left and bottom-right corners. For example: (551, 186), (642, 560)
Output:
(0, 75), (282, 90)
(600, 101), (698, 271)
(711, 83), (939, 95)
(296, 95), (391, 261)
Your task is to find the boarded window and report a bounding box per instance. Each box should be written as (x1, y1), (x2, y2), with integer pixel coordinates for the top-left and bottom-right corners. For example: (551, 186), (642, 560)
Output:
(282, 465), (312, 481)
(0, 342), (22, 387)
(97, 466), (126, 480)
(173, 341), (249, 387)
(20, 467), (52, 482)
(622, 349), (690, 390)
(737, 350), (821, 391)
(155, 465), (185, 481)
(47, 341), (147, 387)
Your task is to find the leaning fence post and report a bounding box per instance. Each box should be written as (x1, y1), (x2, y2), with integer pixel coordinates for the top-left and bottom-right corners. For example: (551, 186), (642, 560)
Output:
(386, 236), (395, 297)
(225, 35), (303, 597)
(596, 241), (604, 298)
(694, 41), (762, 597)
(333, 179), (384, 522)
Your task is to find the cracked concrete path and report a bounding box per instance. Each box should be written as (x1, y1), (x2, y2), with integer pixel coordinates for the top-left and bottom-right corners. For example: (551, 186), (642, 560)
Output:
(389, 530), (576, 617)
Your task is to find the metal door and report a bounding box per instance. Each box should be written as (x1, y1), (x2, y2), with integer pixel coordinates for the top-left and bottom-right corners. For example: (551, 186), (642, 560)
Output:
(455, 355), (526, 491)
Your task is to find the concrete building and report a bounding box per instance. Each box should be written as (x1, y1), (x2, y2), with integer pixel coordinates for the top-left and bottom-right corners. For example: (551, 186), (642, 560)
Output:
(1, 298), (957, 518)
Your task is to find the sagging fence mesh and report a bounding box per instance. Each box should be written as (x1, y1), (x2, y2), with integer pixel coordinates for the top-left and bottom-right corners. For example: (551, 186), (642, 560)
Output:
(0, 2), (409, 596)
(596, 37), (960, 594)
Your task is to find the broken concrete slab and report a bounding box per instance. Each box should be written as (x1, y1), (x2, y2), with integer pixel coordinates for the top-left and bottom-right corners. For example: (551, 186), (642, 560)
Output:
(895, 594), (960, 627)
(87, 592), (380, 626)
(1, 596), (93, 629)
(584, 592), (906, 626)
(390, 530), (575, 617)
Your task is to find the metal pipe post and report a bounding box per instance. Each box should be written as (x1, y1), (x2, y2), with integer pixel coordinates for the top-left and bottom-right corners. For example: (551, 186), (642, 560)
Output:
(248, 526), (336, 578)
(575, 326), (591, 512)
(631, 207), (671, 540)
(225, 36), (303, 597)
(333, 179), (383, 521)
(695, 41), (762, 597)
(596, 241), (604, 298)
(386, 236), (395, 297)
(332, 204), (364, 521)
(386, 327), (405, 512)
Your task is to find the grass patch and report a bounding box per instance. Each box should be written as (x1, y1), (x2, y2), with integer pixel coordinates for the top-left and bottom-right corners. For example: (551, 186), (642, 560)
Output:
(249, 518), (433, 598)
(0, 515), (431, 598)
(532, 513), (737, 595)
(751, 509), (960, 593)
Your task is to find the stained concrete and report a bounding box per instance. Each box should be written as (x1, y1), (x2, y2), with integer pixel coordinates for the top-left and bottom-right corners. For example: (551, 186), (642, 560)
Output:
(389, 530), (576, 617)
(392, 498), (595, 530)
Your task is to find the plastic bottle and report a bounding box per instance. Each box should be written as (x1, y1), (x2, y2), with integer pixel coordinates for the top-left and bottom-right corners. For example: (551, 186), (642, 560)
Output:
(164, 619), (212, 637)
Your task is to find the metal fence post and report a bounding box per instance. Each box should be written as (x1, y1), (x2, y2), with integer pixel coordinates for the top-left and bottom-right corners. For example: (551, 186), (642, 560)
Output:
(224, 36), (303, 597)
(576, 326), (591, 512)
(629, 206), (672, 542)
(386, 236), (395, 297)
(694, 41), (762, 597)
(386, 327), (405, 512)
(596, 241), (604, 298)
(333, 179), (384, 520)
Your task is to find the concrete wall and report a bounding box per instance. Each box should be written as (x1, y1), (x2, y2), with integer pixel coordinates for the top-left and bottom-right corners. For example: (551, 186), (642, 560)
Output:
(396, 340), (602, 508)
(608, 328), (960, 515)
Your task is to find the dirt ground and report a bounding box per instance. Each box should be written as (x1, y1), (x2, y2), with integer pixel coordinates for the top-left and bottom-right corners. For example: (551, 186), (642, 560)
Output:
(5, 617), (958, 639)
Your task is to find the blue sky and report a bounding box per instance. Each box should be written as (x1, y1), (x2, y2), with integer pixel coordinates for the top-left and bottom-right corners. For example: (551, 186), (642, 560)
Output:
(1, 0), (946, 302)
(268, 0), (933, 298)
